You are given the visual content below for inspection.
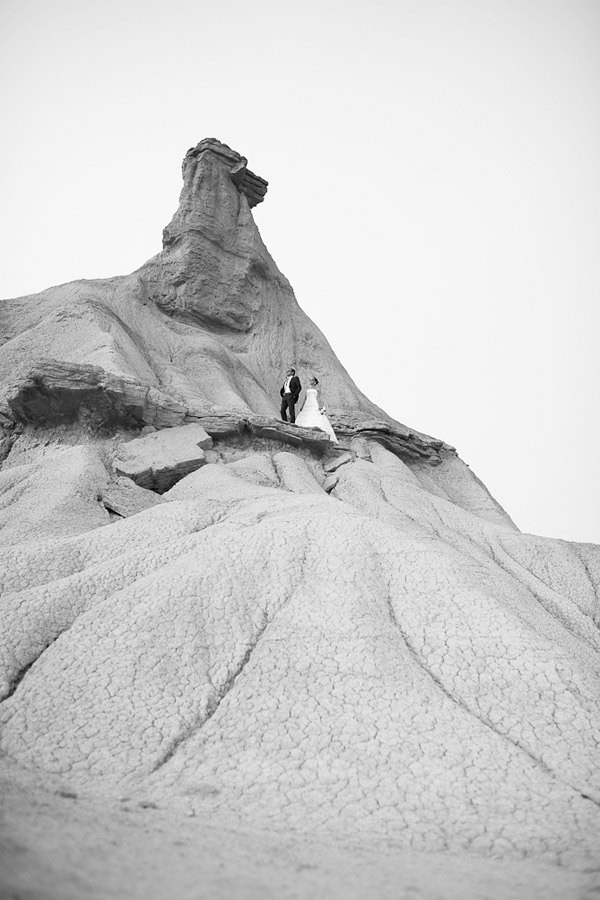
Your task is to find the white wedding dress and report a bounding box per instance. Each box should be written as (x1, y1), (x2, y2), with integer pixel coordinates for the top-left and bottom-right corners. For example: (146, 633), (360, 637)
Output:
(295, 388), (338, 442)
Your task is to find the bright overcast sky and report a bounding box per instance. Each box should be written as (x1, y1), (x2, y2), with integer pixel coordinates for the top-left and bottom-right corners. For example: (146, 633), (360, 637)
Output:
(1, 0), (599, 543)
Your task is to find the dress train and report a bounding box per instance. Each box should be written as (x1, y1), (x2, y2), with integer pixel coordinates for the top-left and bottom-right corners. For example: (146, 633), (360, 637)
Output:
(295, 388), (338, 442)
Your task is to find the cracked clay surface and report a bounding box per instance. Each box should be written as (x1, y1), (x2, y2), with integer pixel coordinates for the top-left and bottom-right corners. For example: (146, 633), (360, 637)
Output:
(1, 437), (599, 894)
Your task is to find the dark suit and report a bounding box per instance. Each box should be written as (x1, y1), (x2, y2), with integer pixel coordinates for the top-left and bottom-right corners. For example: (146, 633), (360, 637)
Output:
(280, 375), (301, 423)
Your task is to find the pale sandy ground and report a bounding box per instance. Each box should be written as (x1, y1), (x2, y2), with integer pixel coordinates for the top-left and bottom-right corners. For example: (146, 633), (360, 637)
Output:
(1, 763), (598, 900)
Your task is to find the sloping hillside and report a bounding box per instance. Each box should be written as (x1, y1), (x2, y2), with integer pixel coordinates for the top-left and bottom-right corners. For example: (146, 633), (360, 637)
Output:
(0, 139), (598, 900)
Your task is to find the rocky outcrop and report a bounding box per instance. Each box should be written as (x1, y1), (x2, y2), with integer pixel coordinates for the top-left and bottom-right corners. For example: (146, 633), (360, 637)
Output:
(330, 412), (448, 462)
(4, 360), (189, 430)
(2, 360), (451, 464)
(181, 138), (269, 210)
(0, 137), (452, 465)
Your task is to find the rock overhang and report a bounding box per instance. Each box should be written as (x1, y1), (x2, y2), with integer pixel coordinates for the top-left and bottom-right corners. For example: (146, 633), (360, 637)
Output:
(183, 137), (268, 210)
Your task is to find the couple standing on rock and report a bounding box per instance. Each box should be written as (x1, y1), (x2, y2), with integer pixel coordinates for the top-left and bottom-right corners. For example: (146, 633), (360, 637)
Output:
(279, 367), (338, 442)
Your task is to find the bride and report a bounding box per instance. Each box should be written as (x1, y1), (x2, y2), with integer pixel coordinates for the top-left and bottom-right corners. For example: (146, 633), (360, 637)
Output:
(295, 377), (338, 442)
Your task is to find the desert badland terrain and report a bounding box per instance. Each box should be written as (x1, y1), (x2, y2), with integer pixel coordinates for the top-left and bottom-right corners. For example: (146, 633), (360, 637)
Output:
(0, 140), (598, 899)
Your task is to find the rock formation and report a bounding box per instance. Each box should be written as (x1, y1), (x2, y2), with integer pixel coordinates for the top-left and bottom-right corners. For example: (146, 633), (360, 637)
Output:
(0, 139), (598, 900)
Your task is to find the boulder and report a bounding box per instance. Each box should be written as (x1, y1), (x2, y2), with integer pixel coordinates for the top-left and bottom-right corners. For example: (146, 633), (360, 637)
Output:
(101, 476), (164, 518)
(114, 424), (212, 492)
(322, 474), (339, 493)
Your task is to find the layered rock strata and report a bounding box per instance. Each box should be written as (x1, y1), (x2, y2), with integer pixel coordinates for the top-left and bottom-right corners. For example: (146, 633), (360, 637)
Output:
(0, 139), (453, 465)
(0, 139), (598, 900)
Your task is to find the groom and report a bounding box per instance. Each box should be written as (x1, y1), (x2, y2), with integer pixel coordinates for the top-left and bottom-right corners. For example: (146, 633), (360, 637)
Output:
(280, 367), (301, 424)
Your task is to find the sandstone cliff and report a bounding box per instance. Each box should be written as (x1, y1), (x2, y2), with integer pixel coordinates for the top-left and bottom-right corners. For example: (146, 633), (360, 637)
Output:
(0, 140), (598, 900)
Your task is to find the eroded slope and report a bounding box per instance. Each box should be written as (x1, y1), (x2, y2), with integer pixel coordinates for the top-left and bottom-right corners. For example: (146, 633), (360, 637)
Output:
(1, 435), (598, 869)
